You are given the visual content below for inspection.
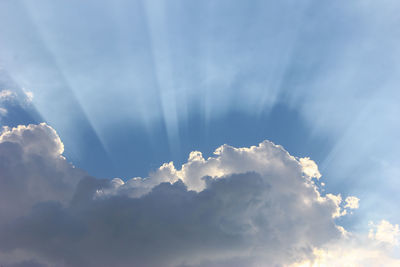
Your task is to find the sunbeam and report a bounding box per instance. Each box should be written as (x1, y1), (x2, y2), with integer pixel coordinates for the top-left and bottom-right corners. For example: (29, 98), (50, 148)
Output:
(0, 0), (115, 176)
(1, 1), (399, 265)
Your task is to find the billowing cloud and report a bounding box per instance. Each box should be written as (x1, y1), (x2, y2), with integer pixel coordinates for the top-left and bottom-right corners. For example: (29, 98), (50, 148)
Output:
(0, 123), (398, 266)
(369, 220), (400, 246)
(99, 143), (325, 197)
(0, 123), (85, 223)
(299, 157), (321, 180)
(293, 220), (400, 266)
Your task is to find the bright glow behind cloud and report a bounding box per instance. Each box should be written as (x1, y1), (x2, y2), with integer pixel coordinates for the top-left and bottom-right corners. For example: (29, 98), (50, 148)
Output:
(1, 1), (398, 211)
(0, 1), (399, 265)
(0, 123), (398, 266)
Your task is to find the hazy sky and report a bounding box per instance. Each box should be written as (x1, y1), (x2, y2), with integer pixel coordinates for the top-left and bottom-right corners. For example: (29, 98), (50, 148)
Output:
(1, 1), (400, 266)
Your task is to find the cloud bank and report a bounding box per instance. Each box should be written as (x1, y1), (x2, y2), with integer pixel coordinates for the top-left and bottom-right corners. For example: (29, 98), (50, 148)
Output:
(0, 123), (398, 266)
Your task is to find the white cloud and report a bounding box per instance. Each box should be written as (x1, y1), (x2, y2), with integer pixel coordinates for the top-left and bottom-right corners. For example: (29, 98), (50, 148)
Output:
(293, 221), (400, 267)
(369, 220), (400, 246)
(345, 196), (360, 210)
(104, 142), (325, 197)
(23, 89), (34, 102)
(0, 123), (84, 224)
(0, 123), (398, 266)
(0, 89), (16, 101)
(292, 245), (400, 267)
(299, 157), (322, 179)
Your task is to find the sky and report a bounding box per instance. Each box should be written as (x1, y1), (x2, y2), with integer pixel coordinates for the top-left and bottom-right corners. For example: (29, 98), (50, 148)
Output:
(0, 0), (400, 266)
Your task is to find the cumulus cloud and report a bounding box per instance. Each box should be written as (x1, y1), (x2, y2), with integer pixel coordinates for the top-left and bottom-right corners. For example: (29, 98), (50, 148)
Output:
(299, 157), (321, 180)
(369, 220), (400, 246)
(0, 123), (85, 223)
(293, 220), (400, 266)
(0, 123), (398, 266)
(100, 143), (324, 197)
(344, 196), (360, 210)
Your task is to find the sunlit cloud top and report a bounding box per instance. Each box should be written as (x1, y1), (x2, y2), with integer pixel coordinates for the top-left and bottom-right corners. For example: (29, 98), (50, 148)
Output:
(1, 0), (399, 231)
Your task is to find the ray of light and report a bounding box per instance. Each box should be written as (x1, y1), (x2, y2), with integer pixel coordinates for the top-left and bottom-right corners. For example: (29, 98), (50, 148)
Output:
(0, 0), (115, 176)
(143, 0), (182, 158)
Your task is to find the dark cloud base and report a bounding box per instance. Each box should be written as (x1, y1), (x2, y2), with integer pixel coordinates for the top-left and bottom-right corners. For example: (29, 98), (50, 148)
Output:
(2, 123), (391, 266)
(1, 173), (338, 266)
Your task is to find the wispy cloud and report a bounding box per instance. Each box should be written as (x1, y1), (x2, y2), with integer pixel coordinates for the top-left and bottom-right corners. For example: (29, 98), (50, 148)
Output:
(0, 89), (34, 105)
(22, 89), (34, 102)
(0, 89), (16, 101)
(0, 107), (7, 116)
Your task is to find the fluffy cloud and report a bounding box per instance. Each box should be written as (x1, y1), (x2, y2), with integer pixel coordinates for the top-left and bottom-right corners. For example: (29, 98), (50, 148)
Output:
(344, 196), (360, 210)
(0, 123), (398, 266)
(99, 142), (325, 197)
(293, 220), (400, 266)
(369, 220), (400, 246)
(0, 123), (86, 223)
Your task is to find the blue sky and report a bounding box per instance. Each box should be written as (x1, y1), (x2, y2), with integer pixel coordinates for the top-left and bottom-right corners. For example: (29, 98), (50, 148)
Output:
(1, 0), (400, 266)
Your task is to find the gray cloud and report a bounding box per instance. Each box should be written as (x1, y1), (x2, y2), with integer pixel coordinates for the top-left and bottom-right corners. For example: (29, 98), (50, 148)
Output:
(1, 174), (340, 267)
(0, 123), (397, 267)
(0, 123), (85, 224)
